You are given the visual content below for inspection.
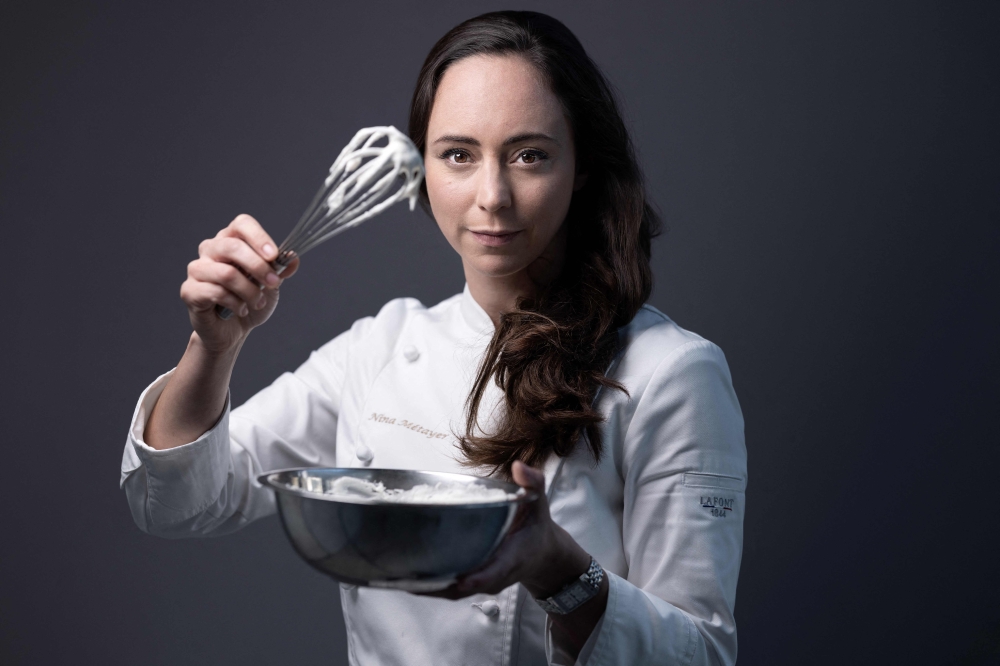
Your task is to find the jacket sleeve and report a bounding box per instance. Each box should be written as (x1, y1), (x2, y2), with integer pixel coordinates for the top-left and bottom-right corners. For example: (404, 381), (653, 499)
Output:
(569, 339), (747, 666)
(120, 325), (359, 538)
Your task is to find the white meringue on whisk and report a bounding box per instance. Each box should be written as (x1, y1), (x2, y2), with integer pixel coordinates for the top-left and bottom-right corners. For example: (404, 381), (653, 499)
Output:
(217, 125), (424, 319)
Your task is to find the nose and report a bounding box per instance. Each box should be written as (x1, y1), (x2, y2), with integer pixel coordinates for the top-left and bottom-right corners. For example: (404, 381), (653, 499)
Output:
(475, 160), (512, 212)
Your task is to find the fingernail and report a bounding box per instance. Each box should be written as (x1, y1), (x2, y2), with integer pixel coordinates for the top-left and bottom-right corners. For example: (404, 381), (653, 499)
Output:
(265, 272), (280, 286)
(256, 293), (267, 308)
(240, 305), (249, 317)
(262, 243), (275, 258)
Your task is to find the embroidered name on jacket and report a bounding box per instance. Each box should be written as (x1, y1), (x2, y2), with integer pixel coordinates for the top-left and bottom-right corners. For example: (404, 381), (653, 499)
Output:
(701, 496), (735, 518)
(368, 412), (451, 440)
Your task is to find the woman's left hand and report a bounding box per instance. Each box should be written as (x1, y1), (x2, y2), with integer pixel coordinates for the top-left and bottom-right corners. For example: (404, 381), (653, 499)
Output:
(417, 461), (592, 600)
(418, 461), (610, 659)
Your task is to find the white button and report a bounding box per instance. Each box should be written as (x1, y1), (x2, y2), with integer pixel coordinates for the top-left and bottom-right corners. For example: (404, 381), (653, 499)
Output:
(472, 599), (500, 617)
(403, 345), (420, 362)
(355, 443), (374, 464)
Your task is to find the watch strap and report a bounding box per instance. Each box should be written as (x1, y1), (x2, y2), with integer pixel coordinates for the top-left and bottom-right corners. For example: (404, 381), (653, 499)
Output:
(534, 557), (604, 615)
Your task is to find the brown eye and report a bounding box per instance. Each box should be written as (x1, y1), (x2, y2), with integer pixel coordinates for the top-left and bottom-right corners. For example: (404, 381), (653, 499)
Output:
(517, 150), (546, 165)
(441, 149), (470, 164)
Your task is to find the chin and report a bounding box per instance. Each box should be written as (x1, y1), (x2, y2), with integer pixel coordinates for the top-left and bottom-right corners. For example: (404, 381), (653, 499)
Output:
(468, 254), (532, 279)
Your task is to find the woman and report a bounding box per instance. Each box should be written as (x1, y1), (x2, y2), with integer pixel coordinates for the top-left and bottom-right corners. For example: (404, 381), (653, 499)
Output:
(121, 11), (746, 666)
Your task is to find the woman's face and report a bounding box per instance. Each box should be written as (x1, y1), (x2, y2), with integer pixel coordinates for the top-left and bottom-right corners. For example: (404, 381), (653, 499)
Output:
(424, 55), (582, 282)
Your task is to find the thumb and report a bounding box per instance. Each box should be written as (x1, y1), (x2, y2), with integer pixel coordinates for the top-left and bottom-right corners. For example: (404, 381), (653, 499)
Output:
(511, 460), (546, 494)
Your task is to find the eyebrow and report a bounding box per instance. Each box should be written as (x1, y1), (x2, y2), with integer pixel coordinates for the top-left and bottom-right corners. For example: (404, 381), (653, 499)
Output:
(432, 132), (559, 146)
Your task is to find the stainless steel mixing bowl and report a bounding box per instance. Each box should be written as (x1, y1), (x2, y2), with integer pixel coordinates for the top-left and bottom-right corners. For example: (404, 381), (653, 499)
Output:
(258, 468), (536, 591)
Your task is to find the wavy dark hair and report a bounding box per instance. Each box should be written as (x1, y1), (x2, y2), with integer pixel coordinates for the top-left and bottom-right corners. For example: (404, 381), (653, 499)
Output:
(408, 11), (659, 478)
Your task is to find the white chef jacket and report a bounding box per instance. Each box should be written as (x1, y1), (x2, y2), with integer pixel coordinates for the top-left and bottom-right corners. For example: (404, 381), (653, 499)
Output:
(121, 285), (747, 666)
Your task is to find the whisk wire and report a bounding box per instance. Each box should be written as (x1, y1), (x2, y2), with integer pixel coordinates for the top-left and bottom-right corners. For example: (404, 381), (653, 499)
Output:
(278, 183), (334, 254)
(215, 125), (423, 320)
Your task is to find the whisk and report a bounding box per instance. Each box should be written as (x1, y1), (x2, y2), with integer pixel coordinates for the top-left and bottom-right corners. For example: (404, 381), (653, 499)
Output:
(216, 125), (424, 319)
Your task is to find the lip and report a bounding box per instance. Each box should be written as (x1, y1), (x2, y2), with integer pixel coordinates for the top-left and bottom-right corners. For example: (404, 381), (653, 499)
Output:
(469, 229), (523, 247)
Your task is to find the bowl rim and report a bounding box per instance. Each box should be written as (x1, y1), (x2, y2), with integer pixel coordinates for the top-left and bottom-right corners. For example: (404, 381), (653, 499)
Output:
(257, 467), (540, 508)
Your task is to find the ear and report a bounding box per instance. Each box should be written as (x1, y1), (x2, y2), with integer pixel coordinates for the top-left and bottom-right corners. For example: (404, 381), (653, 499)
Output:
(573, 172), (589, 192)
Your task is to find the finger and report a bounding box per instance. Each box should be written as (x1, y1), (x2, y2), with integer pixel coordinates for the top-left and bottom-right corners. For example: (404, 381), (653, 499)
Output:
(222, 236), (284, 291)
(200, 236), (283, 292)
(188, 258), (266, 309)
(181, 279), (249, 317)
(227, 214), (280, 263)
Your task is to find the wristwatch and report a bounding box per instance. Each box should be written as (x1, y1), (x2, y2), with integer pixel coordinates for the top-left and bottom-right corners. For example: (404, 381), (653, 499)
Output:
(534, 557), (605, 615)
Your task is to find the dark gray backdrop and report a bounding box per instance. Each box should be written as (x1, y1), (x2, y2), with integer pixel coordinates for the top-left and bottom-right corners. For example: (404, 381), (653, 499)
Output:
(2, 1), (998, 664)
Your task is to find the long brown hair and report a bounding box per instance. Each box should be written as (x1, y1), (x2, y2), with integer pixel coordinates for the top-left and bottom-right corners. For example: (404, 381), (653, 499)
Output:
(408, 11), (659, 478)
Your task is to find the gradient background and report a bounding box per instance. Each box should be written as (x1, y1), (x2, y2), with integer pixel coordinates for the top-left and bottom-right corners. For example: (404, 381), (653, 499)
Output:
(2, 1), (998, 664)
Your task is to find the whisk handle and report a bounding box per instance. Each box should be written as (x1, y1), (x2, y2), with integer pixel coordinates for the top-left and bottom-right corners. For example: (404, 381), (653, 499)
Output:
(213, 254), (293, 320)
(215, 304), (237, 320)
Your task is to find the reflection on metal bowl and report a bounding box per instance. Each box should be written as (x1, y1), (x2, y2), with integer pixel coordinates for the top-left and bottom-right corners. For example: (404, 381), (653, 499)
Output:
(258, 468), (536, 591)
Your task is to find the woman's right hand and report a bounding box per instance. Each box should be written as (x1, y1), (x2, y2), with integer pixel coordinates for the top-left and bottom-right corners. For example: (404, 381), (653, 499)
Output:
(180, 214), (300, 353)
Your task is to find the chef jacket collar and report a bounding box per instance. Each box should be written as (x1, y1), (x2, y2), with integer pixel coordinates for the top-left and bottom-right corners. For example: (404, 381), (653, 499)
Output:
(459, 283), (495, 335)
